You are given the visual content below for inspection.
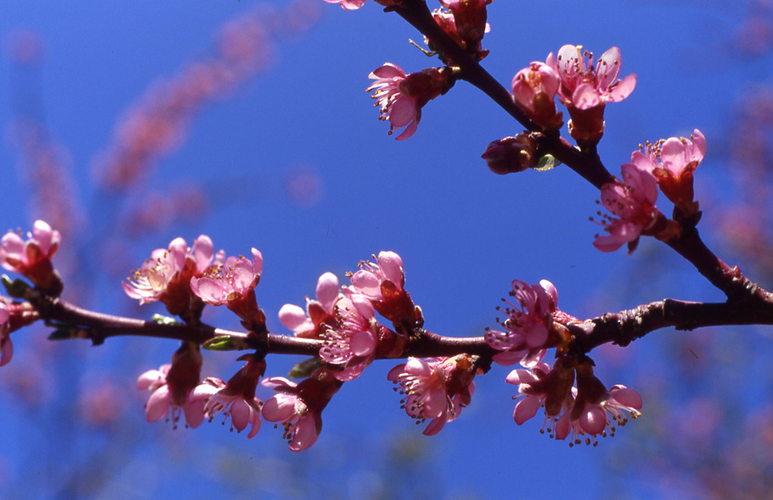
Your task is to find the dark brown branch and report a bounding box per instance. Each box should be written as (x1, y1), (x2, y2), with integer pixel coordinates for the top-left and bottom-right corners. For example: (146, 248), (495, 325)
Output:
(571, 297), (773, 354)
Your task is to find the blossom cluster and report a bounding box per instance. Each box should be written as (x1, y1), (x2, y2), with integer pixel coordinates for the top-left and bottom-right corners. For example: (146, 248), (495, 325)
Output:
(594, 129), (706, 253)
(0, 216), (646, 451)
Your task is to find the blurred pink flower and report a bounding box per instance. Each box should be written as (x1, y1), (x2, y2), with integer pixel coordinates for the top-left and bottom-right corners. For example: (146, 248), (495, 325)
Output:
(388, 355), (476, 436)
(0, 220), (62, 294)
(324, 0), (366, 10)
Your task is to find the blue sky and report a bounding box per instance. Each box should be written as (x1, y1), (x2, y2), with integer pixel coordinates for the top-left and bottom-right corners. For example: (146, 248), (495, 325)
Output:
(0, 0), (768, 498)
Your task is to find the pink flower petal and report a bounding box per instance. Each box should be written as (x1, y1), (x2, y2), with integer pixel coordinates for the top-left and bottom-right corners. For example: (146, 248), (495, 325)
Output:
(514, 395), (542, 425)
(608, 73), (636, 102)
(290, 414), (318, 452)
(146, 386), (171, 423)
(278, 304), (313, 332)
(316, 272), (340, 311)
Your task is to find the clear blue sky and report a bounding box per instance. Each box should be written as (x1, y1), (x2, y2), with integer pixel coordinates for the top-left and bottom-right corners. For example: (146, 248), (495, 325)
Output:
(0, 0), (766, 498)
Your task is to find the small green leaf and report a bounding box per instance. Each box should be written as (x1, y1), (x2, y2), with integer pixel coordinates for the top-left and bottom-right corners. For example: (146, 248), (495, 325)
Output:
(2, 275), (31, 299)
(532, 154), (561, 172)
(288, 357), (321, 379)
(202, 336), (249, 351)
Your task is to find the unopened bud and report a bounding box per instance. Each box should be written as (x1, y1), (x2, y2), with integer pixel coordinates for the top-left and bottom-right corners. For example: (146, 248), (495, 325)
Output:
(481, 135), (538, 175)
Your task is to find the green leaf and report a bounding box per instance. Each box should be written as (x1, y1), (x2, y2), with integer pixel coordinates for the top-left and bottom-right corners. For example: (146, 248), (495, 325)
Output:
(288, 357), (321, 379)
(532, 154), (561, 172)
(202, 336), (249, 351)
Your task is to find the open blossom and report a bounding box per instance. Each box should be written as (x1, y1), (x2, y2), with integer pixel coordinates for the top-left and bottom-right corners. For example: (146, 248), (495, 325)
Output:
(278, 272), (341, 339)
(190, 248), (263, 305)
(0, 220), (62, 294)
(367, 64), (452, 141)
(546, 45), (636, 144)
(124, 235), (220, 315)
(137, 364), (205, 429)
(324, 0), (365, 10)
(388, 355), (476, 436)
(507, 361), (642, 446)
(321, 294), (379, 381)
(346, 250), (415, 322)
(511, 62), (563, 129)
(593, 163), (661, 253)
(262, 368), (342, 452)
(633, 129), (706, 214)
(190, 357), (266, 438)
(485, 279), (558, 366)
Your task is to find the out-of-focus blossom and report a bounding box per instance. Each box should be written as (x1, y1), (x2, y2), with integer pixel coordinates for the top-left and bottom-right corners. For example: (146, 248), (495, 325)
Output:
(0, 220), (62, 295)
(511, 62), (563, 130)
(481, 134), (539, 175)
(346, 251), (416, 323)
(137, 345), (205, 429)
(92, 6), (284, 191)
(633, 129), (706, 216)
(262, 368), (342, 452)
(593, 163), (662, 253)
(485, 279), (558, 366)
(367, 64), (453, 140)
(546, 45), (636, 145)
(124, 235), (221, 316)
(388, 355), (476, 436)
(0, 303), (11, 367)
(191, 357), (266, 438)
(321, 294), (380, 381)
(323, 0), (366, 10)
(0, 299), (38, 368)
(279, 272), (341, 339)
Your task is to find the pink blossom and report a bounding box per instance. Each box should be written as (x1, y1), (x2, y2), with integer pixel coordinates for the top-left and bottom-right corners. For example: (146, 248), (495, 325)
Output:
(560, 385), (643, 446)
(593, 163), (660, 253)
(346, 250), (416, 322)
(547, 45), (636, 110)
(0, 220), (62, 294)
(388, 355), (476, 436)
(367, 65), (451, 141)
(123, 235), (221, 314)
(0, 303), (11, 367)
(485, 279), (558, 365)
(324, 0), (366, 10)
(511, 62), (563, 129)
(191, 356), (266, 438)
(321, 294), (379, 381)
(278, 272), (341, 338)
(546, 45), (636, 144)
(634, 129), (706, 212)
(137, 364), (206, 429)
(190, 248), (263, 305)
